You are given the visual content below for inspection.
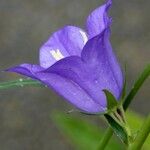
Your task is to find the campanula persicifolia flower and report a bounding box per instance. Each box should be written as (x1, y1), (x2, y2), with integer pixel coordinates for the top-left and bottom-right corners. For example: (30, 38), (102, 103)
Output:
(7, 0), (123, 113)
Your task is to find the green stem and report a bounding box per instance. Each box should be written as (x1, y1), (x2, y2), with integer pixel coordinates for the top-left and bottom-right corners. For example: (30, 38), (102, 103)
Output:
(128, 114), (150, 150)
(123, 64), (150, 110)
(0, 78), (43, 90)
(97, 128), (113, 150)
(98, 64), (150, 150)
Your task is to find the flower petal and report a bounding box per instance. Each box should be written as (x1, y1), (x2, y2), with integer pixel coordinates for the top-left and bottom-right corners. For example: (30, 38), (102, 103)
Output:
(86, 0), (112, 38)
(39, 26), (88, 68)
(81, 28), (124, 100)
(6, 64), (43, 79)
(7, 63), (103, 113)
(37, 72), (104, 113)
(44, 56), (107, 108)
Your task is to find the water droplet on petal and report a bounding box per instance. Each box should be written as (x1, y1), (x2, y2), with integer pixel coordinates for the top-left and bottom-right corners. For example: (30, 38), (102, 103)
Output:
(94, 80), (98, 84)
(73, 93), (77, 96)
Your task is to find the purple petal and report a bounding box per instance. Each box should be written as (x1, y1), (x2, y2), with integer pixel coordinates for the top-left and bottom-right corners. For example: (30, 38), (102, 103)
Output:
(86, 0), (112, 38)
(44, 56), (107, 108)
(6, 64), (44, 79)
(81, 28), (124, 100)
(45, 29), (123, 109)
(7, 63), (104, 113)
(36, 72), (104, 113)
(39, 26), (88, 68)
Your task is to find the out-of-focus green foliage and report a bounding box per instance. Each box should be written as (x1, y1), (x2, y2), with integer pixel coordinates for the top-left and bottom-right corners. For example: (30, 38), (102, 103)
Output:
(52, 111), (150, 150)
(126, 111), (150, 150)
(52, 112), (121, 150)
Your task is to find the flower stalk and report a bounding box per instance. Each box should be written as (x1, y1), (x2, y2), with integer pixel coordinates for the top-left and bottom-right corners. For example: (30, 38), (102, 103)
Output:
(0, 78), (43, 90)
(128, 113), (150, 150)
(97, 128), (113, 150)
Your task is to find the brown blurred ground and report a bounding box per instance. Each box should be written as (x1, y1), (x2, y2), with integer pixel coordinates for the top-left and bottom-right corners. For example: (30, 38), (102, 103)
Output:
(0, 0), (150, 149)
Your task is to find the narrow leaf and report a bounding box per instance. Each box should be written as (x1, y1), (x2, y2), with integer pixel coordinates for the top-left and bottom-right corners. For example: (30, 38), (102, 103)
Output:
(52, 112), (121, 150)
(123, 64), (150, 110)
(0, 78), (43, 90)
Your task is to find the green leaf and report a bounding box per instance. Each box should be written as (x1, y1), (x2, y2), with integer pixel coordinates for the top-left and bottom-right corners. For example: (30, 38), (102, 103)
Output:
(52, 112), (121, 150)
(123, 64), (150, 110)
(0, 78), (43, 90)
(104, 114), (128, 145)
(103, 90), (118, 111)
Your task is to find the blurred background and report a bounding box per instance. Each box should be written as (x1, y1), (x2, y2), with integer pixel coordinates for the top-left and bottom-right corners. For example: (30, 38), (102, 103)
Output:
(0, 0), (149, 149)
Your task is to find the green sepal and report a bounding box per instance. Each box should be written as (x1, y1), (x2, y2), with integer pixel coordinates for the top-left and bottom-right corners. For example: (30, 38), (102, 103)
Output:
(121, 77), (127, 100)
(103, 88), (132, 145)
(105, 114), (129, 145)
(103, 89), (118, 112)
(80, 111), (106, 116)
(118, 65), (127, 106)
(122, 63), (127, 99)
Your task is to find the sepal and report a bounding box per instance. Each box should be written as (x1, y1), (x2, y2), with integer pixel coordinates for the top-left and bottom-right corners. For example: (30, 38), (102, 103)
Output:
(103, 89), (118, 112)
(104, 105), (132, 145)
(103, 89), (132, 145)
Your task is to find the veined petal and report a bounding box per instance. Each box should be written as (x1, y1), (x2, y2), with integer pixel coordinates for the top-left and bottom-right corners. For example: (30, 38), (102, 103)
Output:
(44, 56), (107, 108)
(39, 26), (88, 68)
(6, 64), (43, 79)
(37, 73), (105, 113)
(81, 28), (124, 100)
(7, 63), (104, 113)
(86, 0), (112, 38)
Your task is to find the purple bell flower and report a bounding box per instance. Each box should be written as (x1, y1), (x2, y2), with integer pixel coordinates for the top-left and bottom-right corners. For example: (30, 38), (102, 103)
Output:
(7, 0), (123, 113)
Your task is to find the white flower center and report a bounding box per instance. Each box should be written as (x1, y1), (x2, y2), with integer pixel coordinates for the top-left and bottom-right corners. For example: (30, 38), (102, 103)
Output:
(50, 49), (64, 60)
(79, 30), (88, 45)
